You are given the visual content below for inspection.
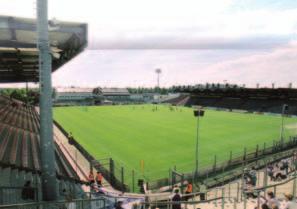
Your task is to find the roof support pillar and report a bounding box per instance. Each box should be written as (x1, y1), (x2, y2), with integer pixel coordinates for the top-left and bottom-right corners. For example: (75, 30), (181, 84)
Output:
(37, 0), (57, 201)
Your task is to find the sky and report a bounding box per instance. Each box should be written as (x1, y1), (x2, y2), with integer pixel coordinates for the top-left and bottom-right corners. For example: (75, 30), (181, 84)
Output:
(1, 0), (297, 88)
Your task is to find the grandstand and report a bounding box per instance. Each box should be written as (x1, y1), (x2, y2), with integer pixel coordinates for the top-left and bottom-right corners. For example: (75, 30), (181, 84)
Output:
(164, 88), (297, 115)
(162, 94), (190, 106)
(53, 87), (96, 105)
(93, 87), (131, 104)
(0, 95), (87, 204)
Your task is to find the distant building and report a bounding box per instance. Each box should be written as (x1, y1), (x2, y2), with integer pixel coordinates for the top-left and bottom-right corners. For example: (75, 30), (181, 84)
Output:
(130, 93), (155, 103)
(93, 87), (130, 103)
(53, 87), (96, 105)
(54, 87), (167, 105)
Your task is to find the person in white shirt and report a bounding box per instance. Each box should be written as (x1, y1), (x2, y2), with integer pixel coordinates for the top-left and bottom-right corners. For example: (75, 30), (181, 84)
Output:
(283, 193), (296, 209)
(172, 184), (180, 194)
(169, 184), (181, 199)
(266, 191), (280, 209)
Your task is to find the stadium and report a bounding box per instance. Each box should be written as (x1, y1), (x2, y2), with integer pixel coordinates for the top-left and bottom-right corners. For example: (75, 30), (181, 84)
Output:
(1, 1), (297, 209)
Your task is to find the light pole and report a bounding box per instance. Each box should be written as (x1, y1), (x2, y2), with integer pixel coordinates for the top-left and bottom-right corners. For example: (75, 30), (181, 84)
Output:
(155, 68), (162, 88)
(193, 108), (205, 181)
(280, 104), (289, 146)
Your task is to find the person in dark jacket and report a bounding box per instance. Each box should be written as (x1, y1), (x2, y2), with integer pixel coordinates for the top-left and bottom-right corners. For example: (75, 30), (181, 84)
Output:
(172, 189), (182, 209)
(115, 201), (124, 209)
(21, 181), (35, 200)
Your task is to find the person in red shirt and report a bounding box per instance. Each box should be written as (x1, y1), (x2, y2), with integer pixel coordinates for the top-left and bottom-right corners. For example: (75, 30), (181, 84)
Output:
(96, 172), (103, 187)
(88, 171), (95, 186)
(185, 182), (193, 201)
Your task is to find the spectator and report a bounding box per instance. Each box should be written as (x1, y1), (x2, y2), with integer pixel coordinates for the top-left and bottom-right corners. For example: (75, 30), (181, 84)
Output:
(283, 193), (296, 209)
(68, 132), (75, 145)
(172, 184), (180, 194)
(245, 185), (257, 199)
(184, 182), (193, 201)
(21, 181), (35, 200)
(282, 159), (289, 175)
(293, 152), (297, 170)
(249, 167), (257, 186)
(273, 164), (282, 181)
(88, 170), (95, 186)
(289, 157), (295, 173)
(266, 191), (280, 209)
(243, 168), (251, 184)
(274, 164), (287, 181)
(62, 188), (68, 199)
(68, 132), (73, 139)
(255, 204), (270, 209)
(267, 164), (274, 181)
(271, 204), (279, 209)
(62, 189), (76, 209)
(115, 201), (124, 209)
(261, 204), (270, 209)
(199, 183), (207, 201)
(96, 187), (105, 195)
(96, 172), (103, 187)
(172, 189), (182, 209)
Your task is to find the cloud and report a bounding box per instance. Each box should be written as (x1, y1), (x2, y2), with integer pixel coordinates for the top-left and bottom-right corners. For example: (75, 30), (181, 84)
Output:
(1, 0), (297, 88)
(1, 0), (297, 49)
(85, 5), (297, 49)
(90, 35), (293, 50)
(3, 42), (297, 88)
(51, 41), (297, 88)
(198, 41), (297, 87)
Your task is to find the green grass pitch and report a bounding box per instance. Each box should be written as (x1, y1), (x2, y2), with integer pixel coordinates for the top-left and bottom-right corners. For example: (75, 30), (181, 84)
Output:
(54, 105), (297, 182)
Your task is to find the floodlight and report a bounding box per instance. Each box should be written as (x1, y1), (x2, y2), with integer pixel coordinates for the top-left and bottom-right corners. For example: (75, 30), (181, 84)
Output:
(194, 109), (205, 117)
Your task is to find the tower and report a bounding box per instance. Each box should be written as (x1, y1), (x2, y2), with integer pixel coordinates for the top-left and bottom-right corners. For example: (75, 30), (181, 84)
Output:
(155, 68), (162, 88)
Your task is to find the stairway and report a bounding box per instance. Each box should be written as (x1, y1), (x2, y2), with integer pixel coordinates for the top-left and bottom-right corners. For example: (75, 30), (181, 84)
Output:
(53, 124), (114, 191)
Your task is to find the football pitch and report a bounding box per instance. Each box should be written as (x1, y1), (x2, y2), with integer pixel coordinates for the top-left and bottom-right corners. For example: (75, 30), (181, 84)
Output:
(54, 105), (297, 181)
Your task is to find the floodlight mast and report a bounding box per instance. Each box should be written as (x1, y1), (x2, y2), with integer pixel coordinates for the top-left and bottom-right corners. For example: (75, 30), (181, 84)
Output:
(155, 68), (162, 88)
(37, 0), (57, 201)
(195, 113), (200, 176)
(193, 108), (205, 182)
(280, 104), (288, 146)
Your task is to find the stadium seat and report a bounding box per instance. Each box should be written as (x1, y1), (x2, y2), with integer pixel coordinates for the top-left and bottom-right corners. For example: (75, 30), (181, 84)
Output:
(0, 95), (87, 204)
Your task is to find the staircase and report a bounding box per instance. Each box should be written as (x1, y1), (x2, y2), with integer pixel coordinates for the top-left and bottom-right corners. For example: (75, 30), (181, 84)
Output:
(53, 124), (113, 191)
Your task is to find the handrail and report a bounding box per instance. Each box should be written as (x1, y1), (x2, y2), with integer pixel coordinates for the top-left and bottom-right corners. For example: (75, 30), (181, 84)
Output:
(0, 186), (39, 203)
(0, 197), (106, 208)
(89, 191), (145, 199)
(256, 172), (297, 190)
(140, 196), (223, 204)
(0, 186), (37, 189)
(91, 189), (205, 199)
(149, 142), (297, 191)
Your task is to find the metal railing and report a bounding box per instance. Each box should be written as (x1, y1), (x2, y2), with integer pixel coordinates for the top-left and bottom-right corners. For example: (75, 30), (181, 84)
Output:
(147, 137), (297, 191)
(240, 172), (297, 209)
(257, 171), (297, 198)
(0, 186), (38, 205)
(137, 196), (226, 209)
(0, 197), (107, 209)
(2, 172), (296, 209)
(136, 175), (297, 209)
